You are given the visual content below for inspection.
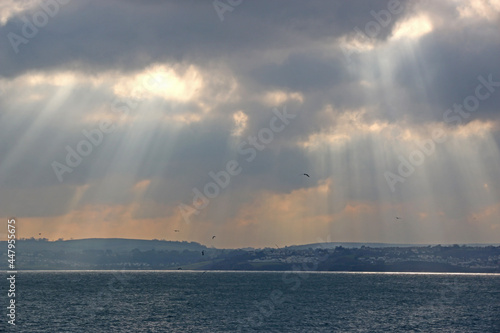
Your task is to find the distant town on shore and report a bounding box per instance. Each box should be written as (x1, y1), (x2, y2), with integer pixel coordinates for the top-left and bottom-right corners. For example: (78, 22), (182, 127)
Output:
(2, 238), (499, 273)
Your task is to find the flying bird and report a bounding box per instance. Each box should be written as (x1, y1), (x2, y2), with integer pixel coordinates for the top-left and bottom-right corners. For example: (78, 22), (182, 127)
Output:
(212, 236), (216, 239)
(303, 173), (310, 177)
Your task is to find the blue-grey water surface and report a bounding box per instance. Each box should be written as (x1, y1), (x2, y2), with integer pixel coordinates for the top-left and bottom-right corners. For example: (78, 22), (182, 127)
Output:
(2, 271), (499, 332)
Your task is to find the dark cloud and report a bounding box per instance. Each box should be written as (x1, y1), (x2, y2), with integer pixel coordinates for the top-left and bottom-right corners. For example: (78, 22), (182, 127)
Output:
(252, 53), (350, 92)
(0, 0), (412, 77)
(392, 22), (500, 123)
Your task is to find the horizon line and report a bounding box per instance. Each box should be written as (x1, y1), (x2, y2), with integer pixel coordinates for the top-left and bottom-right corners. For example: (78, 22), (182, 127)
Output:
(3, 237), (499, 249)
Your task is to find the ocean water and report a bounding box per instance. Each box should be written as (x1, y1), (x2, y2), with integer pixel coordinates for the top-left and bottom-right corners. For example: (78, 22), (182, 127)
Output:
(2, 271), (499, 332)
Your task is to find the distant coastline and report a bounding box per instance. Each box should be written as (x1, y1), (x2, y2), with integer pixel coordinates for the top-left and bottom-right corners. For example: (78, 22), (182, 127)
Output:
(1, 238), (499, 273)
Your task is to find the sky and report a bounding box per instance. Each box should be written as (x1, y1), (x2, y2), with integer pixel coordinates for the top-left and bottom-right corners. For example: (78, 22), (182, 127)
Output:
(0, 0), (499, 248)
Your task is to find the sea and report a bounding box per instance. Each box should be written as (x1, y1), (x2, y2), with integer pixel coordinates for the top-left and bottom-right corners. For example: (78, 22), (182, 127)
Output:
(2, 271), (499, 332)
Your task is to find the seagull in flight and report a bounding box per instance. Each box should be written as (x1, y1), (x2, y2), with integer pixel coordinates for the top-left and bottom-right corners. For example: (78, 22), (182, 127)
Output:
(212, 235), (216, 239)
(303, 173), (310, 177)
